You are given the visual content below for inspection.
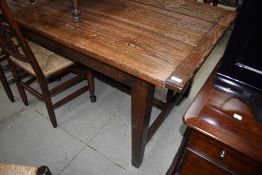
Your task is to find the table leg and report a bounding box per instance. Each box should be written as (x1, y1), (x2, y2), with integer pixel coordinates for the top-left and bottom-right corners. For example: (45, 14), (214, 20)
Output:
(72, 0), (81, 21)
(131, 79), (155, 168)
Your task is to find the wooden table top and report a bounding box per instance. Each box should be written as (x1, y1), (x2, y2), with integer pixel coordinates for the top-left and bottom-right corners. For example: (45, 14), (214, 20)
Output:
(7, 0), (235, 91)
(184, 72), (262, 163)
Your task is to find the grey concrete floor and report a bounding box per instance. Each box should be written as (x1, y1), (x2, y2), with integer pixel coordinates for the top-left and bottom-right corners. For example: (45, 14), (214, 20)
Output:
(0, 31), (231, 175)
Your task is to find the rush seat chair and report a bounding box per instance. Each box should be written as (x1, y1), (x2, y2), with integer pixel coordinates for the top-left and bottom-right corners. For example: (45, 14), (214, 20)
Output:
(0, 0), (96, 128)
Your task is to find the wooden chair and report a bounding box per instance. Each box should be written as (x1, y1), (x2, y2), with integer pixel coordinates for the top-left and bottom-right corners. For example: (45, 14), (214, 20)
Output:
(0, 46), (15, 102)
(0, 0), (96, 128)
(0, 163), (52, 175)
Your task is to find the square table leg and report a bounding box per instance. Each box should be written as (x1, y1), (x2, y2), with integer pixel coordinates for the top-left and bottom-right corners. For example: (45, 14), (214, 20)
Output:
(131, 79), (155, 168)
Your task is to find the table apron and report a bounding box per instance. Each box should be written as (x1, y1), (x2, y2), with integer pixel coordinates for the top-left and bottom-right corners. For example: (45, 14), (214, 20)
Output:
(22, 28), (141, 89)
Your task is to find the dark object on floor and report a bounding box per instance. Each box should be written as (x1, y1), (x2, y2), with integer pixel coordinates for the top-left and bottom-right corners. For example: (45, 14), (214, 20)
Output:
(36, 166), (52, 175)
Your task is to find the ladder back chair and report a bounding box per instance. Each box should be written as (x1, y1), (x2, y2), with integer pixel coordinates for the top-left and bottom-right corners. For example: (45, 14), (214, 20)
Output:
(0, 0), (96, 128)
(0, 16), (25, 103)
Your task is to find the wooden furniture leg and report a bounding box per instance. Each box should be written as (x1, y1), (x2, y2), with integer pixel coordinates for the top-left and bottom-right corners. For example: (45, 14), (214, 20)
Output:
(42, 85), (58, 128)
(87, 70), (96, 102)
(131, 79), (155, 168)
(0, 62), (14, 102)
(166, 89), (174, 103)
(8, 59), (28, 105)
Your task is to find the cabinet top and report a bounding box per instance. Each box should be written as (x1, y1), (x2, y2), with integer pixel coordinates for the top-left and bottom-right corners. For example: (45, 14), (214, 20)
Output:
(184, 71), (262, 163)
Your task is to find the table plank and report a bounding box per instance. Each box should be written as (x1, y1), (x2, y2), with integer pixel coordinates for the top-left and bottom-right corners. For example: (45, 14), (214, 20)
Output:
(130, 0), (234, 24)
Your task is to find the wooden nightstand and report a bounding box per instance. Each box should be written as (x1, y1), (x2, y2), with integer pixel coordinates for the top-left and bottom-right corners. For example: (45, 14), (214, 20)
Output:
(166, 72), (262, 175)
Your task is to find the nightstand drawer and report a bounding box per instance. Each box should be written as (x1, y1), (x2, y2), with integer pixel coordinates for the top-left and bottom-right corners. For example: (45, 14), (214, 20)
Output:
(179, 149), (231, 175)
(188, 131), (258, 175)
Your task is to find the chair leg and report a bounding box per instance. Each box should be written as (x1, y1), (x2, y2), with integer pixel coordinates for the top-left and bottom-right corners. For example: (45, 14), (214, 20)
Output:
(42, 89), (57, 128)
(87, 70), (96, 103)
(0, 64), (14, 102)
(8, 60), (28, 105)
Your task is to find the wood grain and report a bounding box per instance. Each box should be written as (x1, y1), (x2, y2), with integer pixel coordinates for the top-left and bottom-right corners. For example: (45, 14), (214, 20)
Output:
(7, 0), (235, 91)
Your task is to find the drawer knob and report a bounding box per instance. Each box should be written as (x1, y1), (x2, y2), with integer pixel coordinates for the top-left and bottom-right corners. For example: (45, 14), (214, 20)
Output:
(219, 150), (226, 159)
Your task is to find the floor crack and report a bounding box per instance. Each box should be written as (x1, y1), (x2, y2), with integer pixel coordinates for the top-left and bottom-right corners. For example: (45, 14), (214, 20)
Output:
(57, 145), (86, 175)
(87, 118), (112, 144)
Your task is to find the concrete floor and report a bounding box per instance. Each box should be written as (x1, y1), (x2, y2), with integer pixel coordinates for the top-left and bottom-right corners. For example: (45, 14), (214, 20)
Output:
(0, 31), (231, 175)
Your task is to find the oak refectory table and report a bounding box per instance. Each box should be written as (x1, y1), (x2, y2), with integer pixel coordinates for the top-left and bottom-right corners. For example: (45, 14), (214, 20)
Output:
(6, 0), (235, 167)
